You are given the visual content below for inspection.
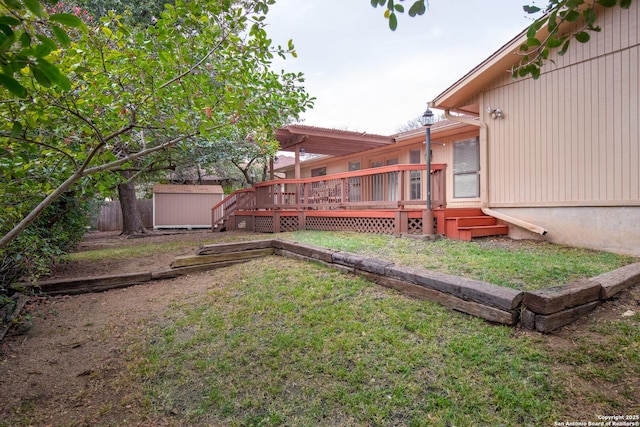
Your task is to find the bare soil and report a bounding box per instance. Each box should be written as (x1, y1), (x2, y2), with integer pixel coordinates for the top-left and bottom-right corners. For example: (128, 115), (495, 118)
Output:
(0, 231), (638, 426)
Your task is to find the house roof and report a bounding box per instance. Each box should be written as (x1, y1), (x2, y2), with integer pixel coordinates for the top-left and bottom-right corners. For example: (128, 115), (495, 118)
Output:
(275, 125), (394, 156)
(430, 10), (582, 114)
(430, 29), (528, 114)
(273, 119), (477, 172)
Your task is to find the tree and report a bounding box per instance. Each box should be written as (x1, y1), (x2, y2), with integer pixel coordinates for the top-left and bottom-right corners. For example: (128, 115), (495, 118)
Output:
(371, 0), (634, 79)
(0, 0), (313, 251)
(77, 0), (174, 26)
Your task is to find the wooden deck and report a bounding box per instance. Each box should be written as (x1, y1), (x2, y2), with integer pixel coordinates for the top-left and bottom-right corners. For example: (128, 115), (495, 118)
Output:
(212, 164), (508, 240)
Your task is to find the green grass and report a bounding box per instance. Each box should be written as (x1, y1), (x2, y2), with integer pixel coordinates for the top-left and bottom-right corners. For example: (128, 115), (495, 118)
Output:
(135, 258), (562, 426)
(66, 231), (635, 291)
(63, 233), (272, 262)
(43, 231), (640, 424)
(280, 231), (636, 290)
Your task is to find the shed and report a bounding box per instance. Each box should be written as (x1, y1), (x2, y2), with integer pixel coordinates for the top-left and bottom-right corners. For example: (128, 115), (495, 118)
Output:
(153, 184), (224, 229)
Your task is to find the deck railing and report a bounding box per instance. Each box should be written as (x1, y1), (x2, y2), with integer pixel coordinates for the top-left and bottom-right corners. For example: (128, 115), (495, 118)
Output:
(212, 163), (446, 228)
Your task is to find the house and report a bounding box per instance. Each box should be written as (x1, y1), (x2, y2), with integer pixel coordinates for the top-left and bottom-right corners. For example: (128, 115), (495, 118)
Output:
(429, 2), (639, 256)
(213, 3), (638, 256)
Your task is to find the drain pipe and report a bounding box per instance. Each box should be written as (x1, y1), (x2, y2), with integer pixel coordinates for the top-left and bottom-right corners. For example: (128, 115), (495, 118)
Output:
(443, 109), (548, 236)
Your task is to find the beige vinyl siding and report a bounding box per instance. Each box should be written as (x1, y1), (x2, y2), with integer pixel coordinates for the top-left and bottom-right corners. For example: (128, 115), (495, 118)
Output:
(153, 185), (223, 228)
(484, 2), (640, 207)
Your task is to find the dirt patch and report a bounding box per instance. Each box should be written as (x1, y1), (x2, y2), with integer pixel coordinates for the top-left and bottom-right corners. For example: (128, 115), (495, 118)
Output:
(1, 231), (639, 425)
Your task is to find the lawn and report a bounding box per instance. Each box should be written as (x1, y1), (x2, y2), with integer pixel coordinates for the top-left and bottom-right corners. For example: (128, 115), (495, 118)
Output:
(114, 231), (639, 426)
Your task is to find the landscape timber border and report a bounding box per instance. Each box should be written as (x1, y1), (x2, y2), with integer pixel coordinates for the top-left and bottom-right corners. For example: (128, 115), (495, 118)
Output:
(34, 239), (640, 333)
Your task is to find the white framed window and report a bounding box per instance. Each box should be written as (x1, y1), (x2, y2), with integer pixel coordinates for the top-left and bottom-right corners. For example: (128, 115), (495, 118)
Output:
(453, 138), (480, 198)
(311, 167), (326, 177)
(409, 149), (421, 200)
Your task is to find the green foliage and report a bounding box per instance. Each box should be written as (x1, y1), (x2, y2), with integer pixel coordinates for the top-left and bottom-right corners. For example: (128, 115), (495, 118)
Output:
(516, 0), (633, 79)
(1, 191), (90, 291)
(371, 0), (426, 30)
(75, 0), (174, 26)
(370, 0), (633, 79)
(0, 0), (313, 251)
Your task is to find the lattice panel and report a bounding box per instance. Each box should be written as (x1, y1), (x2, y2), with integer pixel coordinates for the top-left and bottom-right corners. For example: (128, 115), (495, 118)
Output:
(306, 217), (395, 234)
(254, 216), (274, 233)
(234, 216), (253, 231)
(407, 218), (423, 235)
(279, 216), (299, 232)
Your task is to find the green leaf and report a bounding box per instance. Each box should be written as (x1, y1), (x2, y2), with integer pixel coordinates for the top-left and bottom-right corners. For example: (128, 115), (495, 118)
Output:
(33, 43), (53, 58)
(0, 16), (21, 26)
(530, 67), (541, 80)
(50, 13), (83, 28)
(394, 4), (404, 13)
(621, 0), (632, 8)
(526, 37), (541, 47)
(558, 40), (571, 56)
(30, 65), (52, 87)
(388, 12), (398, 31)
(523, 5), (541, 13)
(19, 31), (31, 48)
(408, 1), (426, 16)
(51, 25), (71, 47)
(23, 0), (43, 17)
(575, 31), (590, 43)
(37, 59), (71, 91)
(563, 10), (580, 22)
(547, 36), (565, 48)
(35, 35), (57, 51)
(0, 73), (27, 97)
(10, 121), (22, 138)
(526, 18), (544, 38)
(596, 0), (617, 6)
(4, 0), (21, 9)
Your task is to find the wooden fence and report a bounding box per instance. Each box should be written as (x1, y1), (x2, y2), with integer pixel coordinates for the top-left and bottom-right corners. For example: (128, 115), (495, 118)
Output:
(97, 200), (153, 231)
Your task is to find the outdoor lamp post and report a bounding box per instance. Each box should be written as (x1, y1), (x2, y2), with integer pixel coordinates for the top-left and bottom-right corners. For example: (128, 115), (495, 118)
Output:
(421, 107), (435, 235)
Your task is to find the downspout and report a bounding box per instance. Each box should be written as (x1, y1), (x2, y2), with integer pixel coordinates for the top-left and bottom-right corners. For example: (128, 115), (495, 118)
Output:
(443, 109), (547, 235)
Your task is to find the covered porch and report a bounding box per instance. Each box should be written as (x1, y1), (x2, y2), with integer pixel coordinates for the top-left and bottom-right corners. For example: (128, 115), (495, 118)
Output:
(212, 124), (508, 240)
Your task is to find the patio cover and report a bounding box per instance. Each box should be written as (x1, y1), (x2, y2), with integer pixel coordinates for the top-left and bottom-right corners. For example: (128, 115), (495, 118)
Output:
(275, 125), (394, 156)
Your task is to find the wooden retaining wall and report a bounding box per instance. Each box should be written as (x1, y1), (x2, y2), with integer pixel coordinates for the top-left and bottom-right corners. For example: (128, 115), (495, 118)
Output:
(195, 239), (640, 332)
(35, 239), (640, 333)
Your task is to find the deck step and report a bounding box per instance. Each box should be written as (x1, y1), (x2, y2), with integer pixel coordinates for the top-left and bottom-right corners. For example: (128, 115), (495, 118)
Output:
(454, 216), (497, 227)
(458, 224), (509, 241)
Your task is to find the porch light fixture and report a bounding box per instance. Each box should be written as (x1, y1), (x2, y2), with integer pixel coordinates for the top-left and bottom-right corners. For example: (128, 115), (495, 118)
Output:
(421, 107), (435, 235)
(486, 106), (504, 119)
(299, 146), (305, 155)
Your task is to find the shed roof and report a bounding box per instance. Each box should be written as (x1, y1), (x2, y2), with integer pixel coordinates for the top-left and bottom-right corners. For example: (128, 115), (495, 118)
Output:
(153, 184), (223, 194)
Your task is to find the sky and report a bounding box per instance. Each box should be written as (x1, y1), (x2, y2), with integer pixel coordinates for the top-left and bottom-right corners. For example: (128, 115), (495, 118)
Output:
(265, 0), (535, 135)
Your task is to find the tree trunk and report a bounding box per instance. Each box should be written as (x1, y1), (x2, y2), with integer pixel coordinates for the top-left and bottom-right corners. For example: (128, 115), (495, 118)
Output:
(117, 171), (148, 235)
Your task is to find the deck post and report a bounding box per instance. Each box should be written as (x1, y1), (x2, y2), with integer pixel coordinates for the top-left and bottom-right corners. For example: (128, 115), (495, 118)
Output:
(423, 210), (434, 235)
(273, 211), (281, 233)
(298, 211), (306, 231)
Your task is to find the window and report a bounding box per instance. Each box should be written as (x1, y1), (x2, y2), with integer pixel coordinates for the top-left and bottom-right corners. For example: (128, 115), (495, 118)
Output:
(453, 138), (480, 198)
(409, 149), (421, 200)
(386, 158), (398, 201)
(348, 161), (361, 201)
(311, 167), (326, 177)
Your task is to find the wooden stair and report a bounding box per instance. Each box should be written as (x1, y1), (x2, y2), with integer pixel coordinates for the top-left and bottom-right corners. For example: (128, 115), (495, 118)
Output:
(436, 208), (509, 241)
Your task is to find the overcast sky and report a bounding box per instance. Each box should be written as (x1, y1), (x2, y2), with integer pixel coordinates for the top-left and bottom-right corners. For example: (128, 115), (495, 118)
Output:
(265, 0), (534, 135)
